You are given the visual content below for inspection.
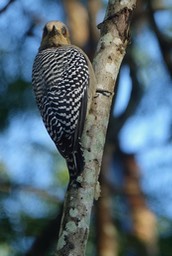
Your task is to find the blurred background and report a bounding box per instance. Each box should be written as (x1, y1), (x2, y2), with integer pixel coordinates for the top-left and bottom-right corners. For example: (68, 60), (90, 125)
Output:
(0, 0), (172, 255)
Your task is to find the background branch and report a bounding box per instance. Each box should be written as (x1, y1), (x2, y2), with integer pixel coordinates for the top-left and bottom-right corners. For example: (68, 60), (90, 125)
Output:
(0, 0), (16, 14)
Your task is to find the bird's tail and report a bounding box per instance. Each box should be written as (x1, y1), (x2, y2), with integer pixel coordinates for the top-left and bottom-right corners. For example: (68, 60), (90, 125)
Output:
(66, 144), (85, 181)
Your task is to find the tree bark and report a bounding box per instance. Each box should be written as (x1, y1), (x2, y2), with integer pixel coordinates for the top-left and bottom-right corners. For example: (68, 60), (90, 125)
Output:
(56, 1), (137, 255)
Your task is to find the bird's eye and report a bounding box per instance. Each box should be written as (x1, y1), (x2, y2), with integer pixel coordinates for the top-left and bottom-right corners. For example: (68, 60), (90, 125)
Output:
(61, 26), (67, 37)
(43, 26), (48, 37)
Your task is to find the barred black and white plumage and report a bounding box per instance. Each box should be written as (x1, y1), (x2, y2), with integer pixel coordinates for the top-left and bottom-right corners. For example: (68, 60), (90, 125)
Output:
(32, 21), (96, 179)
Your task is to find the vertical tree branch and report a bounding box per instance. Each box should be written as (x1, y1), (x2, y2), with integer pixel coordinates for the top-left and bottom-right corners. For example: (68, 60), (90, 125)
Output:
(63, 0), (89, 48)
(56, 1), (137, 255)
(122, 153), (159, 256)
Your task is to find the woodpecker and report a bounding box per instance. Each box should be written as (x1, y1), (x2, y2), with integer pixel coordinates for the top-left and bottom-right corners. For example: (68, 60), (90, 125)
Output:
(32, 21), (96, 179)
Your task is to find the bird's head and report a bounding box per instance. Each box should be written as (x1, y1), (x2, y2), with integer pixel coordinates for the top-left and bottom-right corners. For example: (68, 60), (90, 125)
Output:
(39, 21), (71, 50)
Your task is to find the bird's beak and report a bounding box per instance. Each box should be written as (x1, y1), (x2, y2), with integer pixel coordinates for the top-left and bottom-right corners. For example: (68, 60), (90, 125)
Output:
(49, 25), (60, 37)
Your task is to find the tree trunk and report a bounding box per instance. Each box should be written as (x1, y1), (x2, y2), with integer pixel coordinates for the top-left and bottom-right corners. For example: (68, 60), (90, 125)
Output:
(56, 1), (137, 255)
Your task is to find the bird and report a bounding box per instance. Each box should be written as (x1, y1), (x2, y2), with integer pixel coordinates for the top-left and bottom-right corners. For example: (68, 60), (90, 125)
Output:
(32, 21), (96, 180)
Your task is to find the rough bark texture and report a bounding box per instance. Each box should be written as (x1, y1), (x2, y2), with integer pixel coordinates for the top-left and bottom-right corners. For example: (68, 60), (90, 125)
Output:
(56, 1), (137, 255)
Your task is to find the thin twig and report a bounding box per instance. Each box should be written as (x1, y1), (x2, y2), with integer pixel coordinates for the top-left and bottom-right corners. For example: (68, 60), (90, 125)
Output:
(0, 0), (16, 14)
